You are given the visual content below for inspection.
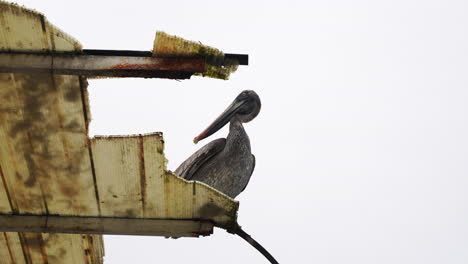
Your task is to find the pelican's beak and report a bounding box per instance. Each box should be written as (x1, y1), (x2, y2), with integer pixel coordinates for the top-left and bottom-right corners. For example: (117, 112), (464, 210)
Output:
(193, 99), (245, 144)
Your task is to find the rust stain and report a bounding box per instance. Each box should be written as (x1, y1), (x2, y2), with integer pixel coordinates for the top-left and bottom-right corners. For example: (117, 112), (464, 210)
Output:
(38, 234), (49, 264)
(81, 235), (94, 264)
(18, 233), (33, 264)
(138, 136), (147, 217)
(22, 233), (43, 250)
(108, 57), (205, 72)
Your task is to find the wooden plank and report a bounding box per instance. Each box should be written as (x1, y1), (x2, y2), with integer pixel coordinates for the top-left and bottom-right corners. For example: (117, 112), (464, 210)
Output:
(0, 233), (99, 264)
(0, 72), (99, 215)
(0, 232), (14, 264)
(44, 18), (99, 216)
(0, 72), (48, 214)
(0, 166), (12, 213)
(89, 235), (105, 264)
(42, 233), (84, 264)
(2, 232), (27, 264)
(82, 235), (104, 264)
(0, 3), (54, 51)
(92, 135), (144, 218)
(2, 232), (93, 264)
(19, 233), (49, 264)
(141, 133), (166, 218)
(0, 4), (53, 214)
(0, 214), (213, 237)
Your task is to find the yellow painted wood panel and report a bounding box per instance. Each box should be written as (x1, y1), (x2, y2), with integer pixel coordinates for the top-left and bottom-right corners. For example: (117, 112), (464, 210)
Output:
(82, 235), (104, 264)
(192, 180), (239, 226)
(2, 232), (27, 264)
(0, 2), (98, 216)
(162, 171), (238, 227)
(37, 75), (99, 216)
(141, 133), (166, 218)
(92, 136), (145, 217)
(0, 232), (14, 264)
(0, 3), (104, 264)
(0, 232), (103, 264)
(0, 2), (52, 51)
(0, 73), (48, 214)
(92, 133), (238, 227)
(0, 2), (98, 217)
(0, 73), (98, 215)
(18, 233), (48, 264)
(42, 233), (83, 264)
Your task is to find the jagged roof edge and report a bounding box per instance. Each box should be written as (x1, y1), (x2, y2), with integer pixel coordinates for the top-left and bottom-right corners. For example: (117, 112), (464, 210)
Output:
(0, 1), (82, 50)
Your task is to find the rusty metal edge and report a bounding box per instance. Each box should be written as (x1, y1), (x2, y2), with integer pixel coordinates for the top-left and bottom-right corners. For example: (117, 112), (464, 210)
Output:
(0, 52), (206, 79)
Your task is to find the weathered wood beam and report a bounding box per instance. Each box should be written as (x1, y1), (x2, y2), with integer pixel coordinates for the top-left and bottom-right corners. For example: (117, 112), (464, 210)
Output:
(0, 214), (213, 237)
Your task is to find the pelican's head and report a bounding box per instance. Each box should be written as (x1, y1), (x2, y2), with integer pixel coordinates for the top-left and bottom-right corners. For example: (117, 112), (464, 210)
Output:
(194, 90), (261, 144)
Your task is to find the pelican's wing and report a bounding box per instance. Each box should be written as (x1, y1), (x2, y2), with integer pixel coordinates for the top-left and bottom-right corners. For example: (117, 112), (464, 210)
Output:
(241, 154), (255, 193)
(175, 138), (226, 180)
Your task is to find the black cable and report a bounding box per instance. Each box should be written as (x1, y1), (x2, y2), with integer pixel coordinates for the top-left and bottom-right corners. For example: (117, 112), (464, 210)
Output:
(232, 226), (279, 264)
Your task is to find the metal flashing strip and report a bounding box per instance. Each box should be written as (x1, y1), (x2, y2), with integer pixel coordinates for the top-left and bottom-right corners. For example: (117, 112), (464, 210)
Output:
(0, 214), (214, 237)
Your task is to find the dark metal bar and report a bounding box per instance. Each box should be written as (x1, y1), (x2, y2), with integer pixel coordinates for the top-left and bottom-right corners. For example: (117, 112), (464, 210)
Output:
(225, 53), (249, 65)
(83, 49), (153, 57)
(83, 49), (249, 65)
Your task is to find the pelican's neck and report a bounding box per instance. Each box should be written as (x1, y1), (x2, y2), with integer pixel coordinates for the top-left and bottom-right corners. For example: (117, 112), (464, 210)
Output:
(226, 116), (250, 150)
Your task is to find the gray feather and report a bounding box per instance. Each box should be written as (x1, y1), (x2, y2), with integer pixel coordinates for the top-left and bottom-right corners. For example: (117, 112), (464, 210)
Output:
(175, 138), (226, 180)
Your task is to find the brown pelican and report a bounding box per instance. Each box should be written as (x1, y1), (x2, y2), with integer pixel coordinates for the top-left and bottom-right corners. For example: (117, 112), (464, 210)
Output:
(175, 90), (261, 198)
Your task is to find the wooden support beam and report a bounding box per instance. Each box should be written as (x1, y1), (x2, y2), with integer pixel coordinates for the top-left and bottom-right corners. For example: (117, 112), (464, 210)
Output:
(0, 214), (213, 238)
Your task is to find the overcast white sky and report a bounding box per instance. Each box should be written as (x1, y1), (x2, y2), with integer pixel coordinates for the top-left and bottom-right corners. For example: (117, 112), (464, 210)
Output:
(14, 0), (468, 263)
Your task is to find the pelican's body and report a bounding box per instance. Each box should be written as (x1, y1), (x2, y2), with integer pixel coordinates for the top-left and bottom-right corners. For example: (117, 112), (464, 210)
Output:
(175, 91), (261, 198)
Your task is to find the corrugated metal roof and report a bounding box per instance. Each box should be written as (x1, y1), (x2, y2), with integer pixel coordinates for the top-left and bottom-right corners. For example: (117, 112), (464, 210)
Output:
(0, 2), (239, 263)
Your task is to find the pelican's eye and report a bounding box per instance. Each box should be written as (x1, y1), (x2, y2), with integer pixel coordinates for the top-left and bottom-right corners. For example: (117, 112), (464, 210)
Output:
(238, 102), (254, 115)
